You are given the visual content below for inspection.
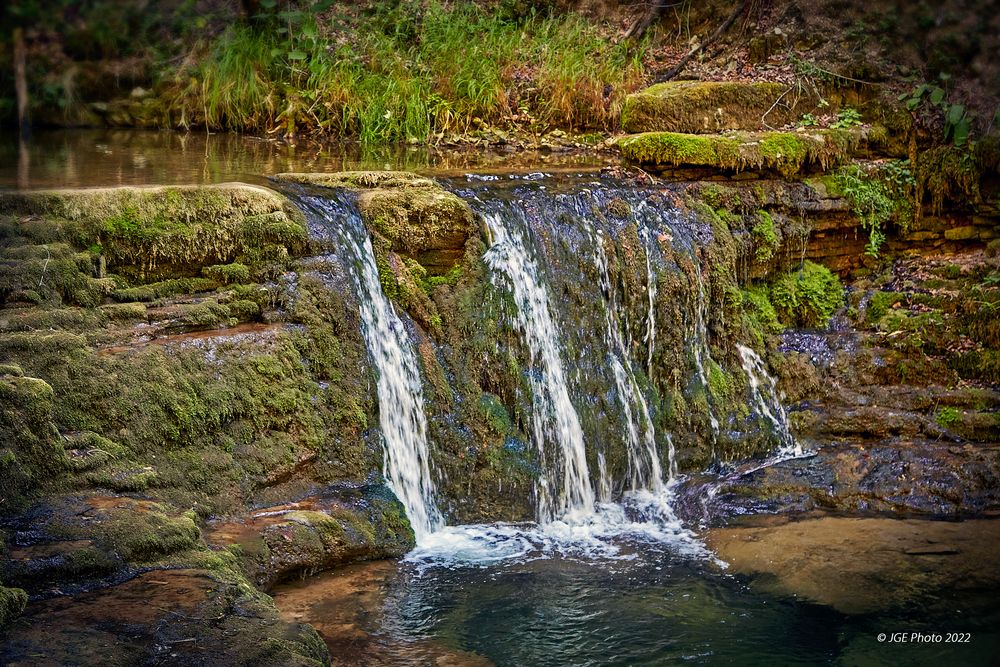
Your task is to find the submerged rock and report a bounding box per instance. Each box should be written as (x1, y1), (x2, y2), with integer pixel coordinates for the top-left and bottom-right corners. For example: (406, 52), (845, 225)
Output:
(705, 516), (1000, 614)
(686, 438), (1000, 520)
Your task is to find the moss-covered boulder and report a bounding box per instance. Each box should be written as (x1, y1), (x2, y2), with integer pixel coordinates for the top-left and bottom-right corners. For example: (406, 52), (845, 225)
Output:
(619, 129), (861, 177)
(0, 184), (307, 282)
(206, 488), (414, 590)
(274, 171), (473, 274)
(621, 81), (823, 134)
(0, 373), (66, 511)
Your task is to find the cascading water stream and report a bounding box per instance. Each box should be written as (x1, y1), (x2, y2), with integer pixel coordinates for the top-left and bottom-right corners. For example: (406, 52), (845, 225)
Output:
(289, 191), (443, 543)
(691, 267), (721, 441)
(738, 344), (801, 456)
(481, 208), (596, 523)
(591, 225), (665, 492)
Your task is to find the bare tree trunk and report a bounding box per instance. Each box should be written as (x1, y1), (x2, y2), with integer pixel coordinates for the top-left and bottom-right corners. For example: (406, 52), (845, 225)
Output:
(17, 137), (30, 190)
(14, 27), (29, 138)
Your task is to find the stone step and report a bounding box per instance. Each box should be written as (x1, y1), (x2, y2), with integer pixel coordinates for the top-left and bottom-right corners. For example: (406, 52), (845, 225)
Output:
(617, 127), (867, 177)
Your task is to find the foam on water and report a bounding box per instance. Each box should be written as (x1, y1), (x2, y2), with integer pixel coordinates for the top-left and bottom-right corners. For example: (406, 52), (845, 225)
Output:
(406, 482), (715, 570)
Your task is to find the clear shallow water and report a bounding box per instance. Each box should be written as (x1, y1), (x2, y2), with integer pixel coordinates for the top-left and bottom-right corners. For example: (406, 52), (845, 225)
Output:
(274, 521), (1000, 667)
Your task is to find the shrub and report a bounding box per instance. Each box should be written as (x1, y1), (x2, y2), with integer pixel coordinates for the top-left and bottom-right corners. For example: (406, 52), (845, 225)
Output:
(770, 260), (844, 328)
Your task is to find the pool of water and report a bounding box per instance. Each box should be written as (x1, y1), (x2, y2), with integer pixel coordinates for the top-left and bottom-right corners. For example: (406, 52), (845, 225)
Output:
(273, 515), (1000, 667)
(0, 129), (614, 189)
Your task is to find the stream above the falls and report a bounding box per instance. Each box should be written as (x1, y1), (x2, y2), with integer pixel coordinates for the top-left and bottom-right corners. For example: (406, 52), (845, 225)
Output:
(0, 128), (615, 189)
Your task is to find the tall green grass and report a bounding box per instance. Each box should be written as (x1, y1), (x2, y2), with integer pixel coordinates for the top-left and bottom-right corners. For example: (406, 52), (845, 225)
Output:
(171, 1), (646, 142)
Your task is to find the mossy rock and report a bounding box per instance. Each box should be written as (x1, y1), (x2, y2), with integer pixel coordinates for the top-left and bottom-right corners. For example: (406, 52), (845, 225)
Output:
(274, 170), (435, 190)
(1, 494), (201, 590)
(621, 81), (822, 134)
(0, 184), (307, 282)
(213, 490), (413, 590)
(619, 129), (862, 177)
(276, 171), (473, 275)
(0, 374), (66, 510)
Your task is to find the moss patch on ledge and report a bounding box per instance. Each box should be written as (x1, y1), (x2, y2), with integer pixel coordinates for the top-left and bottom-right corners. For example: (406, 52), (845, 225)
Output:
(274, 170), (435, 190)
(621, 81), (822, 134)
(0, 184), (307, 281)
(619, 129), (861, 177)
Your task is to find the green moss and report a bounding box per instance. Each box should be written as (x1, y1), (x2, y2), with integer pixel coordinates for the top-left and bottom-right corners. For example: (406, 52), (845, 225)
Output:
(112, 277), (218, 302)
(0, 374), (66, 509)
(0, 185), (307, 281)
(770, 261), (844, 328)
(935, 406), (961, 428)
(751, 210), (779, 263)
(949, 350), (1000, 384)
(0, 242), (110, 308)
(864, 291), (906, 325)
(274, 171), (434, 190)
(203, 262), (251, 284)
(621, 81), (817, 133)
(620, 129), (860, 177)
(0, 585), (28, 628)
(480, 393), (513, 434)
(707, 359), (736, 406)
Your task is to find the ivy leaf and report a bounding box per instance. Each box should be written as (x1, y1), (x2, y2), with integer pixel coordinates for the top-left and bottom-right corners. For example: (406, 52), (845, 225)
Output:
(946, 104), (965, 125)
(929, 87), (945, 105)
(952, 118), (970, 147)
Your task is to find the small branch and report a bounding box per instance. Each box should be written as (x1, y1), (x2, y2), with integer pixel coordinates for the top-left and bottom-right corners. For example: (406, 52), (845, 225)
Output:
(654, 0), (749, 83)
(760, 86), (793, 130)
(38, 245), (51, 289)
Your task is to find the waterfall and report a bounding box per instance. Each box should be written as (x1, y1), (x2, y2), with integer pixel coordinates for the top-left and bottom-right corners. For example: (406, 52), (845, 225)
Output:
(737, 345), (801, 456)
(691, 268), (721, 440)
(592, 226), (667, 492)
(290, 192), (443, 543)
(640, 226), (658, 380)
(482, 209), (595, 523)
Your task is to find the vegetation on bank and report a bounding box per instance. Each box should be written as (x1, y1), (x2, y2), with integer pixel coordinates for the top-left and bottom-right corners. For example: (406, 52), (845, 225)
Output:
(1, 1), (645, 142)
(742, 261), (844, 334)
(180, 1), (645, 140)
